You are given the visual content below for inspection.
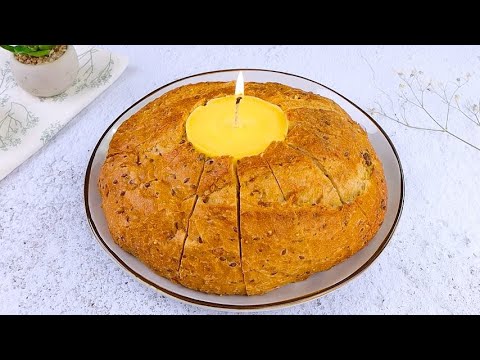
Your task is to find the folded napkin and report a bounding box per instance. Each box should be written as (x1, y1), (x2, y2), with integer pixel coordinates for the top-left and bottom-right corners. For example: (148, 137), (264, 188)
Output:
(0, 45), (128, 181)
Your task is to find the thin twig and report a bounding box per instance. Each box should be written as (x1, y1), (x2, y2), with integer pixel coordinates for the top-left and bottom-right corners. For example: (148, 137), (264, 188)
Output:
(369, 69), (480, 152)
(361, 55), (480, 152)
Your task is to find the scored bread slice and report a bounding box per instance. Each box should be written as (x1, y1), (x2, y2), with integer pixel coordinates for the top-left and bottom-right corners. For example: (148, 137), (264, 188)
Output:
(108, 82), (236, 158)
(237, 154), (285, 210)
(239, 203), (371, 295)
(286, 123), (368, 204)
(179, 156), (246, 295)
(262, 141), (342, 208)
(98, 142), (205, 281)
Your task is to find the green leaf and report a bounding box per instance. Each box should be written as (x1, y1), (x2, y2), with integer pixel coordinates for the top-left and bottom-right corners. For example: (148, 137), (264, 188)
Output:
(0, 45), (15, 53)
(13, 46), (33, 54)
(27, 50), (51, 57)
(26, 45), (41, 52)
(5, 45), (55, 57)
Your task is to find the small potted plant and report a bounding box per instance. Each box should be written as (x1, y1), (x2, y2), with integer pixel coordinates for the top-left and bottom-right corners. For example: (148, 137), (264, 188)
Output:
(1, 45), (79, 97)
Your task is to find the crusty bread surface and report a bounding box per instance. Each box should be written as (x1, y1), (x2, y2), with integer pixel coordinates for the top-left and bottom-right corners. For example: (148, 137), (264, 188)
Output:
(98, 81), (387, 295)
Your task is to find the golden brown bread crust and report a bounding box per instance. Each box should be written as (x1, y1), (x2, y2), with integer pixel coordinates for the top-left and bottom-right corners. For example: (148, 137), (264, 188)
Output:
(98, 81), (387, 295)
(262, 141), (342, 208)
(239, 205), (372, 295)
(179, 157), (246, 294)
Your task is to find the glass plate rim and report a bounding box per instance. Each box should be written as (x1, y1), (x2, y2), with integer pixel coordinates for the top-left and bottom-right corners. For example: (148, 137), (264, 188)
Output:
(84, 68), (405, 311)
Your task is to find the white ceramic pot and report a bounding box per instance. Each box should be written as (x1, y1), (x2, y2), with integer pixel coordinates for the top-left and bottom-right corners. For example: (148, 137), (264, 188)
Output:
(10, 45), (79, 97)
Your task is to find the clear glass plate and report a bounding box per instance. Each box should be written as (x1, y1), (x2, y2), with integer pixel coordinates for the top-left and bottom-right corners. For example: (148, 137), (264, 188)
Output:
(84, 69), (405, 311)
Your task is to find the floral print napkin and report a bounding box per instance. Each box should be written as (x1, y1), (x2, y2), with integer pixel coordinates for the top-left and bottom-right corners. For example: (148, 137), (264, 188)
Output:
(0, 45), (128, 181)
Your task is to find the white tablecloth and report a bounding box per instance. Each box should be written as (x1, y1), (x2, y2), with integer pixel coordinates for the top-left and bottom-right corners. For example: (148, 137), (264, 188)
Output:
(0, 45), (128, 181)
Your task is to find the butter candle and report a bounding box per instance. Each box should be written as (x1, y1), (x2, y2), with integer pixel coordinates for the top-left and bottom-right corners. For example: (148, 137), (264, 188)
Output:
(186, 72), (288, 159)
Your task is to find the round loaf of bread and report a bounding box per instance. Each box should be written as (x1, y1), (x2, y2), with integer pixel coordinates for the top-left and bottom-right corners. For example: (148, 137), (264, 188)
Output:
(98, 82), (387, 295)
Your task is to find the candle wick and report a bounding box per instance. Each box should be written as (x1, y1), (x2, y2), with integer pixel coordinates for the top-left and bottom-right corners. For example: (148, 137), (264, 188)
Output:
(234, 96), (242, 127)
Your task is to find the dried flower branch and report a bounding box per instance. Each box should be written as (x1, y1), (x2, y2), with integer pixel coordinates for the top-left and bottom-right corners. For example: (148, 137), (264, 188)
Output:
(368, 68), (480, 152)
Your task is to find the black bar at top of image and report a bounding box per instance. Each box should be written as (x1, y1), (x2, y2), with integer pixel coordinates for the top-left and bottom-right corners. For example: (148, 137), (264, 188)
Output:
(2, 3), (479, 44)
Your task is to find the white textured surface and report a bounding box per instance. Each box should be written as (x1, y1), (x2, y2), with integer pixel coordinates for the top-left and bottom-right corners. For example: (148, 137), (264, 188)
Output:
(1, 45), (479, 314)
